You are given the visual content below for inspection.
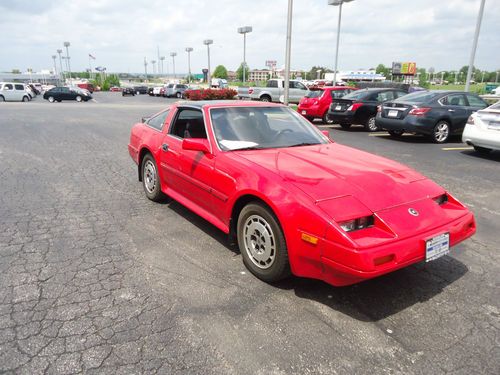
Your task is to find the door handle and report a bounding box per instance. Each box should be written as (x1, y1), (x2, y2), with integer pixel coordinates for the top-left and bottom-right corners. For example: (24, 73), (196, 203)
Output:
(162, 143), (169, 151)
(448, 109), (455, 112)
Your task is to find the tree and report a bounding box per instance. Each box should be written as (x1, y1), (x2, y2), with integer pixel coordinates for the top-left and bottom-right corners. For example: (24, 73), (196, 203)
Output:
(375, 64), (390, 78)
(212, 65), (228, 79)
(307, 66), (332, 80)
(236, 63), (250, 81)
(11, 69), (20, 74)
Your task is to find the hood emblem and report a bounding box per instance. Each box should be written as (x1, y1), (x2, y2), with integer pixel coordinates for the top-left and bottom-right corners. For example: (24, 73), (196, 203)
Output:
(408, 208), (419, 216)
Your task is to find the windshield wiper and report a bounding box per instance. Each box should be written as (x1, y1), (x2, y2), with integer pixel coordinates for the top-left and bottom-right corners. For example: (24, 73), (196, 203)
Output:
(287, 142), (321, 148)
(232, 146), (265, 151)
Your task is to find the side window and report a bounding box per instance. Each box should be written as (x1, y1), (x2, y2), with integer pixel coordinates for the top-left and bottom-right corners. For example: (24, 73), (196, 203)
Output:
(466, 94), (487, 108)
(442, 94), (466, 106)
(292, 82), (306, 90)
(394, 91), (407, 98)
(169, 109), (206, 139)
(376, 91), (394, 102)
(267, 80), (278, 88)
(147, 109), (170, 131)
(331, 90), (348, 99)
(4, 84), (13, 90)
(61, 87), (70, 93)
(15, 84), (24, 90)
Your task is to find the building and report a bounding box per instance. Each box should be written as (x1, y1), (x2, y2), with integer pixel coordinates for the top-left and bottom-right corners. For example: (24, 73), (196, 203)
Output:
(248, 69), (272, 82)
(324, 70), (385, 83)
(227, 70), (237, 81)
(0, 71), (60, 85)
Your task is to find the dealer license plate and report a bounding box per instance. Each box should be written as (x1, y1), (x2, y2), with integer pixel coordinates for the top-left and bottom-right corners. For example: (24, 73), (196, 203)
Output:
(487, 121), (500, 130)
(335, 105), (342, 111)
(301, 110), (307, 115)
(388, 110), (398, 117)
(425, 233), (450, 262)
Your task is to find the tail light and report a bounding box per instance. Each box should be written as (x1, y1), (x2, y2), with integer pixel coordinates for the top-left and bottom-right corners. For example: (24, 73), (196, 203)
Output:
(377, 105), (382, 113)
(248, 88), (254, 94)
(347, 103), (363, 112)
(408, 107), (431, 116)
(467, 115), (475, 125)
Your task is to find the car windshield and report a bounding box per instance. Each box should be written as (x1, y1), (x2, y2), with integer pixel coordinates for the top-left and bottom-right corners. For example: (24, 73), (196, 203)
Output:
(210, 106), (328, 151)
(342, 90), (371, 100)
(394, 91), (439, 103)
(167, 84), (174, 88)
(305, 90), (322, 98)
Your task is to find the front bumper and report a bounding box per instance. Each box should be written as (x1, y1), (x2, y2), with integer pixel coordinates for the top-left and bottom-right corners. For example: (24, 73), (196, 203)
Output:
(318, 212), (475, 286)
(376, 114), (435, 135)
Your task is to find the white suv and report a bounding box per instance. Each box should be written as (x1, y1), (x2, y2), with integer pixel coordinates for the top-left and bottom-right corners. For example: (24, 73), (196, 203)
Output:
(0, 82), (31, 102)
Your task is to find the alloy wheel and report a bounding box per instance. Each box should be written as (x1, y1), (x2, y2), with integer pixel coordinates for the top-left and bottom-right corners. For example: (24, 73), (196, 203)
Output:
(243, 214), (276, 269)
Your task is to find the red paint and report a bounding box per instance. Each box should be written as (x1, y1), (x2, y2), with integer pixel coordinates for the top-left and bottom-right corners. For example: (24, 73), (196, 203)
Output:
(298, 86), (357, 121)
(129, 101), (475, 287)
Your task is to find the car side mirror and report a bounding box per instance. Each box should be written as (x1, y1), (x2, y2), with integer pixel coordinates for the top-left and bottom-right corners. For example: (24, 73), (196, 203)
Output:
(321, 130), (334, 142)
(141, 116), (150, 123)
(182, 138), (211, 153)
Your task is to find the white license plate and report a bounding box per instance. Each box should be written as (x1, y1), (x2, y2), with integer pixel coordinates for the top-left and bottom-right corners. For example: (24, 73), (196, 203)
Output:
(487, 121), (500, 130)
(388, 110), (398, 117)
(301, 110), (307, 115)
(425, 233), (450, 262)
(335, 105), (342, 111)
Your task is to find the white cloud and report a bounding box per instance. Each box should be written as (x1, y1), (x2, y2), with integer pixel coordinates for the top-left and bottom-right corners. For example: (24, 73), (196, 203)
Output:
(0, 0), (498, 74)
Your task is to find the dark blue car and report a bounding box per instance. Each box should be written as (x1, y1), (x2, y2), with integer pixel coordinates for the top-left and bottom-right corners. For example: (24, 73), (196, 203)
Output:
(375, 90), (488, 143)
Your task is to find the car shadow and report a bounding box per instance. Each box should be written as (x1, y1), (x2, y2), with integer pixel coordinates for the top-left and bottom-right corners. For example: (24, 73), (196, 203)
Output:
(157, 197), (468, 322)
(461, 149), (500, 161)
(273, 255), (468, 322)
(375, 134), (464, 144)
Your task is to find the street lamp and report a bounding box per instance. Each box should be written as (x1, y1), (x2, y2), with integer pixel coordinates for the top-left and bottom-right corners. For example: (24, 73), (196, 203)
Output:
(170, 52), (177, 78)
(283, 0), (293, 105)
(151, 60), (156, 75)
(56, 49), (64, 84)
(237, 26), (252, 83)
(160, 56), (165, 76)
(465, 0), (485, 92)
(51, 55), (57, 76)
(203, 39), (213, 86)
(144, 57), (148, 82)
(328, 0), (354, 85)
(185, 47), (193, 83)
(63, 41), (71, 81)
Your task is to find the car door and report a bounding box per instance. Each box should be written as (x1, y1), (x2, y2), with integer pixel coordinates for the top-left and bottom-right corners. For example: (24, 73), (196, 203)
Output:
(14, 84), (26, 100)
(465, 94), (488, 118)
(439, 94), (469, 131)
(159, 107), (215, 214)
(2, 83), (15, 101)
(289, 81), (308, 103)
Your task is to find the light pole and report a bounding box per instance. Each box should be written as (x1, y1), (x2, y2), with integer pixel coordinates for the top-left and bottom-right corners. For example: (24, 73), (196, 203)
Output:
(56, 49), (64, 84)
(152, 60), (157, 75)
(328, 0), (354, 85)
(283, 0), (293, 105)
(496, 71), (499, 83)
(237, 26), (252, 83)
(144, 57), (148, 82)
(160, 56), (165, 76)
(170, 52), (177, 78)
(185, 47), (193, 83)
(63, 41), (71, 81)
(203, 39), (213, 86)
(51, 55), (57, 76)
(465, 0), (485, 92)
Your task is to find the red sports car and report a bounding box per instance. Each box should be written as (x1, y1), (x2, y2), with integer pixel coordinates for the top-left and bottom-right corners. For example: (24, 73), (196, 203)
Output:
(298, 86), (357, 124)
(128, 101), (475, 287)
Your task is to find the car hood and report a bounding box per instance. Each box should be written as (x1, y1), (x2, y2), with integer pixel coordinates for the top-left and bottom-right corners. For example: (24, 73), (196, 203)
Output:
(233, 143), (443, 212)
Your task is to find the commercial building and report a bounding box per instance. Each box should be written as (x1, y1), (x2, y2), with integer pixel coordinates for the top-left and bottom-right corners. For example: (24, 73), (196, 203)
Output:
(324, 70), (385, 83)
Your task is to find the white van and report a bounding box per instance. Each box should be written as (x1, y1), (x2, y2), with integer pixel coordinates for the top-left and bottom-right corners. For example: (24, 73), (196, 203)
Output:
(0, 82), (31, 102)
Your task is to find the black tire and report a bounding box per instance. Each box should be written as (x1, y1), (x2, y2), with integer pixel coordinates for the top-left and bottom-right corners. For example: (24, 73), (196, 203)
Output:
(340, 123), (352, 129)
(48, 96), (55, 103)
(473, 145), (491, 154)
(141, 154), (165, 202)
(431, 121), (450, 143)
(237, 203), (290, 283)
(0, 95), (4, 102)
(388, 129), (404, 137)
(76, 96), (82, 102)
(322, 111), (334, 124)
(364, 115), (379, 132)
(176, 92), (182, 98)
(22, 96), (29, 102)
(260, 95), (271, 102)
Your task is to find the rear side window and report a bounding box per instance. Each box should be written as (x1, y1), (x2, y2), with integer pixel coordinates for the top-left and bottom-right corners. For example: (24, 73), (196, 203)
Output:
(441, 94), (466, 106)
(147, 110), (170, 131)
(375, 91), (394, 102)
(3, 84), (13, 90)
(330, 89), (350, 99)
(15, 84), (24, 90)
(267, 80), (278, 88)
(305, 90), (322, 98)
(466, 94), (487, 107)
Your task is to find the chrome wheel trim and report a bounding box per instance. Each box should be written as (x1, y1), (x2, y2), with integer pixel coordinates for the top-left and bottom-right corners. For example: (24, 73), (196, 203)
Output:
(435, 123), (449, 142)
(48, 96), (54, 103)
(76, 96), (82, 102)
(243, 214), (276, 269)
(143, 160), (157, 193)
(368, 117), (377, 131)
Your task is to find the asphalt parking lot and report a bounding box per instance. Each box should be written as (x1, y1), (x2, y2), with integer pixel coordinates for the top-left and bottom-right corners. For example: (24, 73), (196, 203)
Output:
(0, 92), (499, 374)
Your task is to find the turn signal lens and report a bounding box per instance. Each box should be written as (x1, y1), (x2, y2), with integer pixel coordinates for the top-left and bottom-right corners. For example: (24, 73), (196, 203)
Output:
(339, 216), (374, 232)
(467, 115), (475, 125)
(433, 194), (448, 205)
(377, 105), (382, 113)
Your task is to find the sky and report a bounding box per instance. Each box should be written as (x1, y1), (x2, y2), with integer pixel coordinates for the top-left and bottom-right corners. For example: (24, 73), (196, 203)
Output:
(0, 0), (499, 74)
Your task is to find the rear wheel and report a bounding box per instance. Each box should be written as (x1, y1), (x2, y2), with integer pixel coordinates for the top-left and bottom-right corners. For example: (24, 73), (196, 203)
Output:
(473, 145), (491, 154)
(48, 96), (55, 103)
(260, 95), (271, 102)
(76, 96), (82, 102)
(176, 92), (182, 98)
(364, 115), (379, 132)
(237, 203), (290, 283)
(340, 123), (352, 129)
(0, 95), (4, 102)
(22, 96), (29, 102)
(431, 121), (450, 143)
(141, 154), (165, 202)
(388, 129), (404, 137)
(322, 111), (334, 124)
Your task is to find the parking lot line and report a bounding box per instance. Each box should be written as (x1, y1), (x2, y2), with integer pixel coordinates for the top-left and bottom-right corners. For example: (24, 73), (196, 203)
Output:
(441, 146), (474, 151)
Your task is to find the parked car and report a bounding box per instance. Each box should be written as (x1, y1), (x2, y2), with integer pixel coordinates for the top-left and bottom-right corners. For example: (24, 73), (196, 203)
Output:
(462, 101), (500, 153)
(152, 86), (163, 96)
(0, 82), (32, 102)
(328, 88), (408, 131)
(248, 79), (309, 103)
(164, 83), (189, 98)
(375, 90), (489, 143)
(27, 83), (40, 95)
(211, 78), (228, 88)
(133, 86), (148, 95)
(110, 86), (122, 92)
(298, 86), (357, 124)
(77, 82), (95, 93)
(43, 86), (92, 102)
(122, 87), (136, 96)
(128, 101), (475, 287)
(147, 87), (155, 96)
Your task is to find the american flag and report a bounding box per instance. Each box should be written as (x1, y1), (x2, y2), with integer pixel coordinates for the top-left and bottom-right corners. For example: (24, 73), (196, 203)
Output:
(89, 54), (96, 60)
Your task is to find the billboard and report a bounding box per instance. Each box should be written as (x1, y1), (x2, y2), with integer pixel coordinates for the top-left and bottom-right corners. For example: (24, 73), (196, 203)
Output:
(392, 62), (416, 76)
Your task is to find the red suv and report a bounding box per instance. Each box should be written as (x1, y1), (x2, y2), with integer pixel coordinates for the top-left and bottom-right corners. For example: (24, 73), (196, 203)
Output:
(298, 86), (357, 124)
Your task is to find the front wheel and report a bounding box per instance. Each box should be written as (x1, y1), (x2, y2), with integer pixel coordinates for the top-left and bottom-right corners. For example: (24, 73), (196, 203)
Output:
(260, 95), (271, 102)
(431, 121), (450, 143)
(237, 203), (290, 282)
(141, 154), (165, 202)
(364, 116), (379, 132)
(22, 96), (29, 102)
(48, 96), (55, 103)
(176, 92), (182, 98)
(76, 96), (82, 102)
(322, 111), (334, 124)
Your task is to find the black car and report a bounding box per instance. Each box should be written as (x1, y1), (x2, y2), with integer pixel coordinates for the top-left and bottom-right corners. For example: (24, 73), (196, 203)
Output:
(43, 87), (92, 103)
(122, 87), (136, 96)
(147, 87), (154, 96)
(133, 86), (148, 95)
(328, 88), (408, 131)
(375, 90), (489, 143)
